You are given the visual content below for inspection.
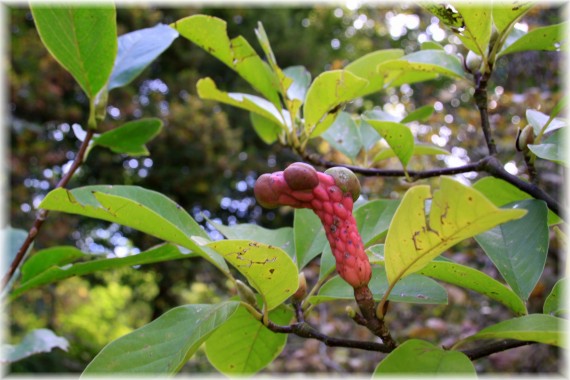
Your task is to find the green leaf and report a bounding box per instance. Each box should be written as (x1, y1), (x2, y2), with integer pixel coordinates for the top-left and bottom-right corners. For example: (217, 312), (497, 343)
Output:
(544, 278), (567, 316)
(373, 143), (449, 163)
(321, 112), (363, 159)
(172, 15), (280, 106)
(454, 4), (493, 56)
(421, 41), (444, 50)
(492, 2), (535, 34)
(210, 221), (295, 259)
(385, 177), (527, 286)
(38, 186), (229, 273)
(528, 129), (567, 167)
(207, 240), (298, 310)
(361, 118), (414, 169)
(358, 118), (382, 152)
(310, 267), (447, 305)
(2, 227), (33, 295)
(526, 109), (566, 136)
(294, 209), (327, 269)
(282, 66), (311, 102)
(11, 244), (193, 299)
(475, 200), (549, 301)
(499, 22), (568, 57)
(368, 245), (527, 315)
(377, 50), (465, 87)
(205, 305), (292, 375)
(249, 112), (282, 144)
(344, 49), (404, 96)
(197, 78), (287, 128)
(108, 24), (178, 90)
(318, 245), (336, 281)
(304, 70), (369, 137)
(400, 105), (435, 123)
(82, 302), (240, 375)
(473, 177), (561, 225)
(1, 329), (69, 363)
(30, 4), (117, 99)
(354, 199), (400, 247)
(374, 339), (476, 375)
(457, 314), (566, 349)
(93, 118), (163, 156)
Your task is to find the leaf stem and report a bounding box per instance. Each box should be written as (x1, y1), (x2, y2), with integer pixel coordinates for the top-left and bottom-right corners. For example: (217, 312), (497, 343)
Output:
(2, 129), (95, 291)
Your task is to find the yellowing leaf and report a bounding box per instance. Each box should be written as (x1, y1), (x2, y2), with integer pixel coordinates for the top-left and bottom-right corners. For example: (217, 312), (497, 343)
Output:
(385, 177), (527, 286)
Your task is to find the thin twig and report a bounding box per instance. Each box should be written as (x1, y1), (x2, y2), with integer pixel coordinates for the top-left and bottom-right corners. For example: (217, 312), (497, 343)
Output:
(460, 339), (536, 361)
(2, 129), (95, 290)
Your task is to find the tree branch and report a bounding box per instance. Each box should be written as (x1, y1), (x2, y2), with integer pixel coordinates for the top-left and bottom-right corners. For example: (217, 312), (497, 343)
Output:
(474, 73), (497, 155)
(459, 339), (536, 361)
(2, 129), (95, 290)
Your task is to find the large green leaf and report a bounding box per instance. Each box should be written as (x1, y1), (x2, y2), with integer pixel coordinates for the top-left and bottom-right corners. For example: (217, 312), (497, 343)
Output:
(400, 104), (435, 123)
(499, 22), (568, 57)
(205, 304), (292, 375)
(249, 112), (282, 144)
(544, 278), (567, 317)
(173, 15), (280, 106)
(282, 66), (311, 102)
(310, 267), (447, 305)
(82, 302), (240, 375)
(457, 314), (566, 349)
(475, 200), (549, 301)
(294, 209), (327, 269)
(344, 49), (404, 96)
(197, 78), (287, 128)
(210, 221), (295, 259)
(318, 245), (336, 281)
(361, 118), (414, 170)
(304, 70), (369, 137)
(354, 199), (400, 247)
(38, 186), (229, 273)
(11, 244), (192, 299)
(93, 118), (163, 156)
(373, 143), (449, 163)
(367, 245), (527, 315)
(373, 339), (476, 375)
(30, 4), (117, 99)
(492, 2), (535, 34)
(321, 112), (363, 159)
(473, 176), (561, 225)
(385, 177), (527, 286)
(526, 109), (566, 136)
(529, 129), (567, 167)
(1, 329), (69, 363)
(207, 240), (298, 310)
(108, 23), (178, 90)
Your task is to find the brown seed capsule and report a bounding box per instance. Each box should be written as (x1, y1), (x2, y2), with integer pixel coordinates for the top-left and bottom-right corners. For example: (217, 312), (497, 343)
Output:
(253, 173), (280, 209)
(283, 162), (319, 191)
(324, 167), (361, 202)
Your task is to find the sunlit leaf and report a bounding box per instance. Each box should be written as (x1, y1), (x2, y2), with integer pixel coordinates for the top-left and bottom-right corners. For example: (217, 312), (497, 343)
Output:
(173, 15), (280, 106)
(374, 339), (476, 375)
(30, 4), (117, 99)
(38, 186), (229, 274)
(205, 304), (292, 375)
(492, 2), (535, 34)
(457, 314), (566, 349)
(344, 49), (404, 96)
(453, 4), (492, 56)
(197, 78), (287, 128)
(373, 143), (449, 163)
(499, 22), (568, 57)
(475, 200), (549, 301)
(400, 105), (435, 123)
(385, 177), (527, 286)
(304, 70), (368, 137)
(361, 118), (414, 169)
(421, 41), (444, 50)
(528, 129), (567, 167)
(354, 199), (400, 247)
(93, 118), (162, 156)
(310, 267), (447, 305)
(294, 209), (327, 269)
(473, 177), (561, 225)
(207, 240), (298, 310)
(82, 302), (240, 374)
(283, 65), (311, 102)
(108, 24), (178, 90)
(544, 278), (567, 317)
(1, 329), (69, 363)
(321, 112), (363, 159)
(12, 244), (194, 299)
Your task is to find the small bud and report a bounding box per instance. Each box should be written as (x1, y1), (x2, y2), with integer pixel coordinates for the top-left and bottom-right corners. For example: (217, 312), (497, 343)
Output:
(292, 272), (307, 301)
(284, 162), (319, 191)
(465, 50), (483, 73)
(236, 279), (258, 307)
(253, 174), (280, 209)
(324, 167), (361, 202)
(516, 125), (535, 152)
(345, 306), (356, 318)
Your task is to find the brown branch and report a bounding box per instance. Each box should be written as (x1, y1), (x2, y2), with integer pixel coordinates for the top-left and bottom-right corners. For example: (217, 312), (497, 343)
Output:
(2, 129), (95, 290)
(474, 73), (497, 156)
(459, 339), (536, 361)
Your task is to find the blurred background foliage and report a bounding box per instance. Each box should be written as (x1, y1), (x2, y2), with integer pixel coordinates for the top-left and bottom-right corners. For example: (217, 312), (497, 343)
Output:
(8, 4), (564, 374)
